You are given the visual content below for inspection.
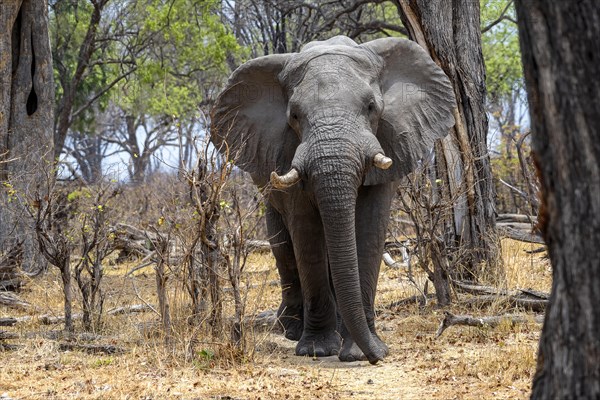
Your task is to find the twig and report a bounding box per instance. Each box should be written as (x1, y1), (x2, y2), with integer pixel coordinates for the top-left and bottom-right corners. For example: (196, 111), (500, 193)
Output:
(130, 278), (160, 317)
(124, 251), (157, 277)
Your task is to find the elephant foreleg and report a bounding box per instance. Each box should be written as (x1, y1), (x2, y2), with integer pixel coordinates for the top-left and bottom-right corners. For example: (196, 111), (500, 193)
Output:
(288, 206), (340, 357)
(266, 204), (303, 341)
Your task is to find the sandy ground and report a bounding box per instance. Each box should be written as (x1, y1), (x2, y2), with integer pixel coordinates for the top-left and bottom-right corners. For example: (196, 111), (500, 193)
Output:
(0, 239), (549, 399)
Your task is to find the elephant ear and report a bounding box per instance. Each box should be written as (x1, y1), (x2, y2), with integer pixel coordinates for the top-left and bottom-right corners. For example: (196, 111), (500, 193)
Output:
(361, 38), (456, 185)
(211, 54), (298, 185)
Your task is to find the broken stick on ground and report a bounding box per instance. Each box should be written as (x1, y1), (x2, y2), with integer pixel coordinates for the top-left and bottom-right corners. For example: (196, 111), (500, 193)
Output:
(435, 311), (545, 338)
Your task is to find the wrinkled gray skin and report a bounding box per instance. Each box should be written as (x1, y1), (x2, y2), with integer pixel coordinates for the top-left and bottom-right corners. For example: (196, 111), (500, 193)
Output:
(211, 36), (456, 364)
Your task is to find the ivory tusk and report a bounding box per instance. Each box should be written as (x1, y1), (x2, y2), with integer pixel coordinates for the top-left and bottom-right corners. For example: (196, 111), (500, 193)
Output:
(373, 153), (393, 170)
(270, 168), (301, 189)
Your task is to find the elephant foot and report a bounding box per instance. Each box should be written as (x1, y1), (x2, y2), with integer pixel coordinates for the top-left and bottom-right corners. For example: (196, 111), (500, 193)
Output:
(339, 334), (388, 362)
(277, 303), (303, 341)
(296, 331), (341, 357)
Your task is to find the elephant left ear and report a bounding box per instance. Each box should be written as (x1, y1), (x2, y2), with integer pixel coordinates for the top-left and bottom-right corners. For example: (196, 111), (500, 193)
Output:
(361, 38), (456, 185)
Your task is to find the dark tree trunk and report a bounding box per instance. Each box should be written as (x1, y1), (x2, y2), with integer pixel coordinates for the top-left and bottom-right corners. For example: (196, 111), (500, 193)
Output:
(514, 1), (600, 398)
(0, 0), (54, 268)
(395, 0), (501, 280)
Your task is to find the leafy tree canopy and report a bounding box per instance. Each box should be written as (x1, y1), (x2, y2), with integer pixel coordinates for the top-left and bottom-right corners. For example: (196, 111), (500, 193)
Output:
(480, 0), (522, 101)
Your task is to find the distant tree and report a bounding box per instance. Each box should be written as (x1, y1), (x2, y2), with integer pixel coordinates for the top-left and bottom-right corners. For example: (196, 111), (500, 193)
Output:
(480, 1), (536, 215)
(100, 0), (239, 183)
(48, 0), (142, 182)
(223, 0), (406, 62)
(0, 0), (54, 265)
(515, 1), (600, 398)
(48, 0), (239, 183)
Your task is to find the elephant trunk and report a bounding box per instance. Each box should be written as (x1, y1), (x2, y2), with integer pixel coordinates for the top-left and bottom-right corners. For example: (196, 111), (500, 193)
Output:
(309, 140), (385, 364)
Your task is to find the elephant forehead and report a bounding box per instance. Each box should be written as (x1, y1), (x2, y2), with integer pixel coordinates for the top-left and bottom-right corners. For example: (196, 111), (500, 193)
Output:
(280, 47), (382, 89)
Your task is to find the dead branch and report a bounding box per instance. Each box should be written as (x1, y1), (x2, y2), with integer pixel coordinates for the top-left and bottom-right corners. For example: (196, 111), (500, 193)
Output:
(58, 342), (126, 355)
(0, 292), (31, 310)
(384, 294), (436, 309)
(0, 343), (20, 351)
(0, 330), (18, 340)
(0, 318), (17, 326)
(435, 311), (544, 338)
(460, 294), (547, 312)
(111, 223), (155, 261)
(453, 280), (549, 299)
(497, 222), (544, 244)
(1, 303), (155, 326)
(382, 252), (402, 268)
(497, 213), (537, 224)
(246, 239), (271, 253)
(106, 304), (155, 315)
(244, 309), (282, 333)
(0, 241), (24, 291)
(453, 280), (548, 312)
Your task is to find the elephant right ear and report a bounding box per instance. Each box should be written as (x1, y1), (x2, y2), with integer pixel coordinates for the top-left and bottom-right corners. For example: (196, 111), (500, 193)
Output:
(361, 38), (456, 186)
(211, 54), (298, 184)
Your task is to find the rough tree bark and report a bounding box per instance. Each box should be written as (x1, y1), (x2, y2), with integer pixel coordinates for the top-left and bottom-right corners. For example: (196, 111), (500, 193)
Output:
(0, 0), (54, 267)
(394, 0), (501, 280)
(514, 1), (600, 398)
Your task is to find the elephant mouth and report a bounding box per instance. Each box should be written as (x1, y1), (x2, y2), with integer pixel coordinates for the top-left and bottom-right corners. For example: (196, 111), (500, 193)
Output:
(270, 152), (391, 189)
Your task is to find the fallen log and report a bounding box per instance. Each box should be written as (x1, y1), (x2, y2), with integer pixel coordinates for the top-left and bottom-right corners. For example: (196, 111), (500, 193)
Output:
(497, 223), (544, 244)
(453, 280), (549, 299)
(497, 214), (537, 224)
(435, 311), (545, 338)
(460, 294), (548, 312)
(452, 280), (549, 312)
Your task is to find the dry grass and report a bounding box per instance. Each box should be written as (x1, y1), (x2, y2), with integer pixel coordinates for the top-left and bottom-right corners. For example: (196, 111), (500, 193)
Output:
(0, 239), (549, 399)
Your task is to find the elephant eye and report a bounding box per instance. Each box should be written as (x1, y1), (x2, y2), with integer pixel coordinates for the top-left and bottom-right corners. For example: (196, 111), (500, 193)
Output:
(368, 101), (376, 113)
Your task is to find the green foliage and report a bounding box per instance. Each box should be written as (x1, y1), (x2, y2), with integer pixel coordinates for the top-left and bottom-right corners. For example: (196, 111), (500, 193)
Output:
(49, 1), (118, 131)
(480, 0), (523, 100)
(194, 348), (216, 369)
(115, 0), (241, 119)
(91, 357), (115, 368)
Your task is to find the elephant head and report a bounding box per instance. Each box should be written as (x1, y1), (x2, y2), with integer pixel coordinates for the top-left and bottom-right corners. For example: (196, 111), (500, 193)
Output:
(211, 36), (455, 363)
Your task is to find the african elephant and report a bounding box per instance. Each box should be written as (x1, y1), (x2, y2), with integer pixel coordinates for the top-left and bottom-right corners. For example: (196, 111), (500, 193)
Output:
(211, 36), (455, 364)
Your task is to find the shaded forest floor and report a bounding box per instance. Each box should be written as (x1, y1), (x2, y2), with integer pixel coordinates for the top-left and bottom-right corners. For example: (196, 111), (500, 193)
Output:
(0, 239), (550, 399)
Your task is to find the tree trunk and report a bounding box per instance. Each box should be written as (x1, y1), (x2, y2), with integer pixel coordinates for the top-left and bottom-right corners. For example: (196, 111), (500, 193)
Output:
(395, 0), (501, 280)
(514, 1), (600, 398)
(60, 260), (74, 333)
(0, 0), (54, 269)
(53, 1), (104, 161)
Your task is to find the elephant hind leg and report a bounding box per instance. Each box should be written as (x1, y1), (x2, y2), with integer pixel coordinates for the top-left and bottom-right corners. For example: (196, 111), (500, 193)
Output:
(266, 204), (304, 341)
